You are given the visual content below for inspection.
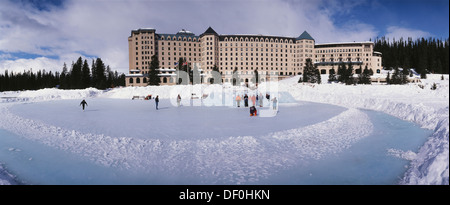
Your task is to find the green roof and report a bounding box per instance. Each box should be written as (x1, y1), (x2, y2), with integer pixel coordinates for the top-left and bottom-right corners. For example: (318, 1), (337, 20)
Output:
(297, 31), (314, 41)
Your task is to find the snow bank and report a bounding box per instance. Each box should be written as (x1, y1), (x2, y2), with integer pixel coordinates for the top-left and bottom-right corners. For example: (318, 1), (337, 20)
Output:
(0, 164), (17, 185)
(278, 75), (449, 185)
(1, 88), (103, 103)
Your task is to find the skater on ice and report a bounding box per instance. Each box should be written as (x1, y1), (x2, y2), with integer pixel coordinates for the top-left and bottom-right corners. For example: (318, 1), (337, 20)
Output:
(155, 95), (159, 110)
(258, 93), (263, 107)
(251, 95), (256, 106)
(177, 94), (181, 107)
(244, 94), (249, 107)
(255, 94), (259, 107)
(250, 106), (257, 116)
(271, 97), (278, 110)
(80, 99), (88, 111)
(236, 95), (241, 107)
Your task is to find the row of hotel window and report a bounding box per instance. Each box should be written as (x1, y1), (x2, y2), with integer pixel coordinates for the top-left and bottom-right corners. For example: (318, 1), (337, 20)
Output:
(315, 53), (370, 58)
(220, 43), (313, 48)
(316, 48), (364, 53)
(136, 33), (315, 44)
(128, 73), (296, 84)
(138, 65), (304, 72)
(136, 38), (314, 49)
(137, 32), (315, 43)
(140, 41), (314, 50)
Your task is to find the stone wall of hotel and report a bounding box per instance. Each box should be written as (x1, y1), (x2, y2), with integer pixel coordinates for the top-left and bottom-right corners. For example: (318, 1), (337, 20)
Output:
(314, 42), (383, 74)
(128, 29), (156, 75)
(125, 28), (382, 87)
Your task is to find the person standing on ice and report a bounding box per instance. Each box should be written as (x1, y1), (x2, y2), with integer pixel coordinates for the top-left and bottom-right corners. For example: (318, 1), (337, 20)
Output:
(255, 94), (259, 107)
(244, 94), (249, 107)
(80, 99), (88, 111)
(251, 95), (256, 106)
(258, 93), (263, 107)
(271, 97), (278, 110)
(177, 94), (181, 107)
(236, 95), (241, 107)
(155, 95), (159, 110)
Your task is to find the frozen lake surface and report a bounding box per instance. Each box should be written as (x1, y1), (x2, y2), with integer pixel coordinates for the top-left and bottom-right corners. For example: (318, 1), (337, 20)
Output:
(0, 98), (431, 184)
(9, 98), (346, 140)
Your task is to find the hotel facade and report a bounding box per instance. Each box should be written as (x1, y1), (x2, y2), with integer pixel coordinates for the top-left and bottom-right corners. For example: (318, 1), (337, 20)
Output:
(125, 27), (382, 86)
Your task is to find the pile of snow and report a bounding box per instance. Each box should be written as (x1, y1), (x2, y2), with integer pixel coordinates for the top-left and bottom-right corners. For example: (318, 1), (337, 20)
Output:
(277, 74), (449, 185)
(0, 164), (17, 185)
(1, 88), (103, 102)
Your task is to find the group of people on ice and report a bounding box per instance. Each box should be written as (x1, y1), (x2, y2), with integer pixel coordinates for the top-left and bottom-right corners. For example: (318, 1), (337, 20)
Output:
(235, 93), (278, 116)
(80, 92), (277, 116)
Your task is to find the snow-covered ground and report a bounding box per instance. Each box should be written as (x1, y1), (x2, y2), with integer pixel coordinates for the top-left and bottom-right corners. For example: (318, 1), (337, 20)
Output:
(0, 74), (448, 185)
(279, 74), (449, 185)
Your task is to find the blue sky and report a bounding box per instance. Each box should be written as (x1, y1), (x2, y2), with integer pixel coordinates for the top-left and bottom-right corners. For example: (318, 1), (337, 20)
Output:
(0, 0), (448, 74)
(334, 0), (449, 39)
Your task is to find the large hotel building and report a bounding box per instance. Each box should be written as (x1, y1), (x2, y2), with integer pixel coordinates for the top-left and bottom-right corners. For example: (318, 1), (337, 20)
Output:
(126, 27), (382, 86)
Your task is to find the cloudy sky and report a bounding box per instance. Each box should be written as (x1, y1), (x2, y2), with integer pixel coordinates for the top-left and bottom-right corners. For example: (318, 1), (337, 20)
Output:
(0, 0), (448, 74)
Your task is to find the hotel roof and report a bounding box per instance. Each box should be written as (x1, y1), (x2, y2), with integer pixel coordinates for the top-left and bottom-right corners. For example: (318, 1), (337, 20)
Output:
(297, 31), (314, 41)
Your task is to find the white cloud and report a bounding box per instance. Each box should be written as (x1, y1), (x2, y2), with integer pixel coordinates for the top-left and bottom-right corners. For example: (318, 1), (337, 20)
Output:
(0, 57), (62, 74)
(0, 0), (380, 74)
(0, 53), (98, 75)
(384, 26), (433, 42)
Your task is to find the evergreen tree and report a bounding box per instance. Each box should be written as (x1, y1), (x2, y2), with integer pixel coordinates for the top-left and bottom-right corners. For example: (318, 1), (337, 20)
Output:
(374, 36), (449, 74)
(337, 63), (354, 85)
(386, 72), (391, 84)
(60, 63), (69, 89)
(314, 68), (321, 84)
(355, 65), (362, 74)
(0, 57), (122, 91)
(91, 59), (97, 87)
(148, 55), (161, 86)
(70, 57), (83, 89)
(390, 67), (401, 84)
(401, 67), (410, 84)
(345, 63), (354, 85)
(420, 69), (427, 79)
(94, 58), (107, 89)
(337, 63), (346, 83)
(113, 72), (126, 87)
(106, 65), (113, 88)
(81, 59), (91, 88)
(328, 67), (337, 83)
(302, 58), (320, 83)
(358, 65), (372, 84)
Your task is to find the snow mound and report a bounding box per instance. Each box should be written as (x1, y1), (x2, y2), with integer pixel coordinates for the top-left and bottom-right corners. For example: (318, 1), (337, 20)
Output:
(0, 164), (18, 185)
(259, 109), (277, 117)
(387, 149), (417, 161)
(279, 74), (449, 185)
(1, 88), (103, 102)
